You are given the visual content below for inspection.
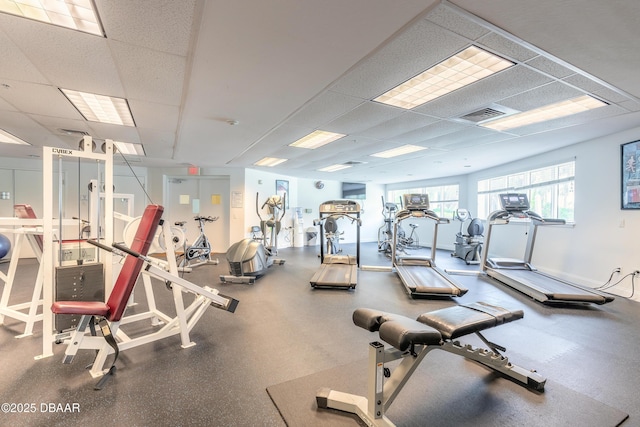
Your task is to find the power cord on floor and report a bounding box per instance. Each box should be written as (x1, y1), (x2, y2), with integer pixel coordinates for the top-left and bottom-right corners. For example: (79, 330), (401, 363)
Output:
(597, 269), (637, 298)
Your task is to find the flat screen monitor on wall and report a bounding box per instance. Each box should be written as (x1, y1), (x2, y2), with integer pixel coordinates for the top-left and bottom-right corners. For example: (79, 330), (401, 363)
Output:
(342, 182), (366, 199)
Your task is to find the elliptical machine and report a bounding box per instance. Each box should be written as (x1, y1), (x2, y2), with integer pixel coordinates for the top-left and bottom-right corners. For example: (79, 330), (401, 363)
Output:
(451, 208), (484, 265)
(377, 196), (398, 256)
(220, 193), (286, 284)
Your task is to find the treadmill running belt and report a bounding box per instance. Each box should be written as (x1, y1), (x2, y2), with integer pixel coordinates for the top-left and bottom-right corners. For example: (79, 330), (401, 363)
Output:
(488, 268), (612, 304)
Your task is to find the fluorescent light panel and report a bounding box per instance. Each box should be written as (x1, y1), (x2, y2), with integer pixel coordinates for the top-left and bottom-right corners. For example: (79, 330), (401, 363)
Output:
(481, 95), (608, 131)
(254, 157), (287, 167)
(371, 144), (427, 158)
(61, 89), (135, 126)
(113, 141), (145, 156)
(0, 0), (104, 36)
(0, 128), (30, 145)
(375, 46), (514, 109)
(289, 130), (345, 149)
(318, 164), (352, 172)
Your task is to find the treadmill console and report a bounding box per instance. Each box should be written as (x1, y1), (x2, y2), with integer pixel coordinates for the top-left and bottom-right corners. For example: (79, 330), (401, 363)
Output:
(319, 200), (361, 214)
(499, 193), (530, 211)
(402, 194), (429, 210)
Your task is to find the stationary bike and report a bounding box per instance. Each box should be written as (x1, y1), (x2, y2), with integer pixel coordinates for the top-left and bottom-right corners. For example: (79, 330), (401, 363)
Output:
(397, 223), (419, 249)
(220, 193), (286, 284)
(451, 208), (484, 265)
(175, 216), (219, 268)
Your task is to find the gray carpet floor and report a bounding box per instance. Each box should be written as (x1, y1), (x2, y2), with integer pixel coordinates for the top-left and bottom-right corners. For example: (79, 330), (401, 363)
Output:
(0, 243), (637, 426)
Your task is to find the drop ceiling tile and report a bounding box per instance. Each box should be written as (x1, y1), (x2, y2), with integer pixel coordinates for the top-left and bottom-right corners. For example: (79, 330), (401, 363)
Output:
(110, 40), (186, 106)
(128, 100), (180, 132)
(0, 111), (57, 147)
(618, 100), (640, 112)
(359, 111), (439, 139)
(562, 74), (633, 104)
(29, 115), (90, 137)
(86, 122), (140, 143)
(498, 82), (583, 112)
(324, 101), (405, 135)
(394, 120), (468, 145)
(525, 56), (575, 79)
(97, 0), (198, 56)
(137, 128), (176, 158)
(0, 24), (48, 84)
(287, 91), (365, 128)
(502, 104), (628, 136)
(426, 3), (490, 40)
(414, 65), (554, 118)
(423, 126), (513, 149)
(0, 82), (80, 119)
(329, 19), (469, 100)
(476, 32), (538, 62)
(0, 15), (123, 95)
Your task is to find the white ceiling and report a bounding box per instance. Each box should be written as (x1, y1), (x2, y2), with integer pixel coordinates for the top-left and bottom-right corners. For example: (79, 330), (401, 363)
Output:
(1, 0), (639, 184)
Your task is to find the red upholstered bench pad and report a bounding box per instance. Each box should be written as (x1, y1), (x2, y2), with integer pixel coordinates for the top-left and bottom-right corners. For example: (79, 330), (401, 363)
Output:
(52, 301), (109, 317)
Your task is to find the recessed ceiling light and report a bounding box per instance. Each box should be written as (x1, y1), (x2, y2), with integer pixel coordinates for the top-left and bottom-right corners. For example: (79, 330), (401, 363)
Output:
(374, 46), (514, 109)
(370, 144), (427, 158)
(0, 129), (30, 145)
(289, 130), (345, 149)
(60, 89), (135, 126)
(254, 157), (287, 167)
(317, 164), (352, 172)
(0, 0), (104, 36)
(113, 141), (145, 156)
(480, 95), (608, 131)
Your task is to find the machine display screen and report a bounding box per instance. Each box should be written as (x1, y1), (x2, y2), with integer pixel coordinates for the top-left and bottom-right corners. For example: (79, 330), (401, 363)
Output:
(402, 194), (429, 210)
(499, 193), (530, 211)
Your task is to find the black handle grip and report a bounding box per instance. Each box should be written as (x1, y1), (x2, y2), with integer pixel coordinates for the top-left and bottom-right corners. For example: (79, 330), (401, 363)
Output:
(86, 239), (113, 253)
(112, 242), (142, 258)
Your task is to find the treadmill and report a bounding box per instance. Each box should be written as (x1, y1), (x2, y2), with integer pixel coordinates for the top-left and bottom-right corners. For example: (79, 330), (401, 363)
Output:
(481, 193), (614, 305)
(310, 200), (360, 289)
(392, 194), (467, 297)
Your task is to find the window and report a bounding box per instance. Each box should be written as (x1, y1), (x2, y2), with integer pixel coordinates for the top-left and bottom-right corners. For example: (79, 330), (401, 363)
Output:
(387, 184), (459, 218)
(477, 161), (575, 221)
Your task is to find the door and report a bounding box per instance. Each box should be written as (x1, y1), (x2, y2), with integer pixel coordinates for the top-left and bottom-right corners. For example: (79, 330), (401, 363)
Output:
(164, 176), (230, 253)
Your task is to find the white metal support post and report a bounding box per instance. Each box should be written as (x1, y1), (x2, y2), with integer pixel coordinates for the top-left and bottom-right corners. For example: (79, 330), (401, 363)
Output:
(39, 136), (114, 359)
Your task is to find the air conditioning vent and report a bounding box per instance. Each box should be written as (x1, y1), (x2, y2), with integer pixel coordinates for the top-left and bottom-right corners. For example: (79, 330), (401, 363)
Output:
(460, 108), (506, 122)
(456, 104), (520, 124)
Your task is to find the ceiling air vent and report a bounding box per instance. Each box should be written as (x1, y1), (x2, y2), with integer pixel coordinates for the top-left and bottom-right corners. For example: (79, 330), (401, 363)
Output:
(456, 104), (520, 124)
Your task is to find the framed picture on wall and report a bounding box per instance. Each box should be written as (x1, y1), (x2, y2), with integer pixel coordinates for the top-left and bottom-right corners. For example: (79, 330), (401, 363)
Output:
(276, 179), (289, 208)
(621, 140), (640, 209)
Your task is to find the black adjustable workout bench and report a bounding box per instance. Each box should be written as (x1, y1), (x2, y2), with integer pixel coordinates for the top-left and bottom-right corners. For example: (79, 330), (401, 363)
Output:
(317, 302), (545, 427)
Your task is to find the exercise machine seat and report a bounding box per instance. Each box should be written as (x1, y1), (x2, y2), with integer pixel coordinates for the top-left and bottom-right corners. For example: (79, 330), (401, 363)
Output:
(52, 204), (164, 322)
(417, 302), (523, 340)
